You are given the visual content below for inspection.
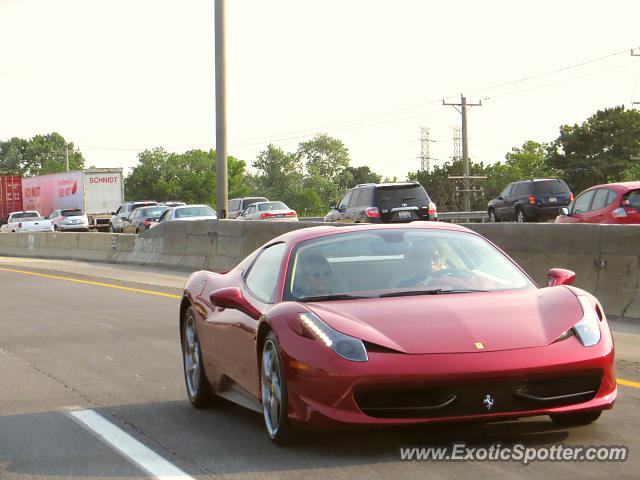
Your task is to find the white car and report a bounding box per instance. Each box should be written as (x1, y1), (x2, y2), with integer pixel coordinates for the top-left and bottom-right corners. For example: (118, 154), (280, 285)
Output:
(153, 204), (217, 227)
(237, 201), (298, 221)
(50, 208), (90, 232)
(0, 211), (54, 233)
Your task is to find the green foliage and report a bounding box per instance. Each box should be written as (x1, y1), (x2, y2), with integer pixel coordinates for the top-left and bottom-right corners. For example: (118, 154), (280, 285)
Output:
(340, 166), (382, 188)
(547, 106), (640, 192)
(124, 148), (249, 208)
(0, 133), (84, 176)
(621, 161), (640, 181)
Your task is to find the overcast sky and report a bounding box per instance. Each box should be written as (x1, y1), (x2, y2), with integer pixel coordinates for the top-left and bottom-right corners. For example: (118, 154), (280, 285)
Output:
(2, 0), (640, 179)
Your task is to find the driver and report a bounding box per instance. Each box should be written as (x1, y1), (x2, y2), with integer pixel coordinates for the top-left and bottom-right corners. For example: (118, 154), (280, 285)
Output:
(395, 241), (439, 288)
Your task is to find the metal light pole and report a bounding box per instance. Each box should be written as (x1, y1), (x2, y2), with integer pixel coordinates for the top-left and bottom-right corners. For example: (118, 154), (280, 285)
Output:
(215, 0), (228, 218)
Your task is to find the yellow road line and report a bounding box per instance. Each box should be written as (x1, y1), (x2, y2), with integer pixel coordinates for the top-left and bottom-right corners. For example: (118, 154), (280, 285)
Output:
(617, 378), (640, 389)
(0, 266), (181, 299)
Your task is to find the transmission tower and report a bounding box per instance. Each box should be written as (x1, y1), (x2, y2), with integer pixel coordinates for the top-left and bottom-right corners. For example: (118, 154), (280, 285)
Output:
(420, 127), (431, 171)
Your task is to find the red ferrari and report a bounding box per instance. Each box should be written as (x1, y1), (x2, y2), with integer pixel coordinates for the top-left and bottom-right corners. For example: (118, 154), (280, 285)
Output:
(180, 222), (616, 443)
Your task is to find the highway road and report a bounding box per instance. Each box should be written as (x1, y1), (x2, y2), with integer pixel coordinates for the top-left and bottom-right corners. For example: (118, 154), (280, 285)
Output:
(1, 257), (639, 479)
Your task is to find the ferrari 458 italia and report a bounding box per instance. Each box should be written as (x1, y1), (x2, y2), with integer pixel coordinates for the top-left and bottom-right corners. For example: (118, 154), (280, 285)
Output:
(179, 223), (615, 443)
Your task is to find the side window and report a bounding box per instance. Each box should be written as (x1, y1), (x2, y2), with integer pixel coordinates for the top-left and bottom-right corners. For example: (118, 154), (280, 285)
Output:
(358, 188), (373, 206)
(515, 182), (530, 197)
(591, 189), (609, 211)
(500, 184), (513, 197)
(338, 191), (352, 210)
(244, 243), (288, 303)
(572, 190), (595, 214)
(229, 200), (239, 211)
(606, 190), (618, 206)
(349, 190), (362, 208)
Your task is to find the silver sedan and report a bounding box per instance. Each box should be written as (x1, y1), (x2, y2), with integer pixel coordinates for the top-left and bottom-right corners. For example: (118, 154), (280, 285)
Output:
(237, 201), (298, 221)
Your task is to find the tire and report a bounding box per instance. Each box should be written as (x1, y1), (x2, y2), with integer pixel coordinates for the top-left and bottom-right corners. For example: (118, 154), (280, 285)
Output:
(108, 224), (115, 233)
(488, 209), (498, 223)
(53, 225), (59, 232)
(261, 331), (296, 445)
(516, 208), (526, 223)
(549, 410), (602, 426)
(135, 228), (140, 234)
(182, 306), (217, 408)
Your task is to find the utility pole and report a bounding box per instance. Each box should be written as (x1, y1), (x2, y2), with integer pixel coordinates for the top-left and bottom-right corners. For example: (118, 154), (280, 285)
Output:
(419, 127), (431, 172)
(632, 49), (640, 108)
(443, 94), (483, 211)
(65, 145), (69, 172)
(215, 0), (228, 218)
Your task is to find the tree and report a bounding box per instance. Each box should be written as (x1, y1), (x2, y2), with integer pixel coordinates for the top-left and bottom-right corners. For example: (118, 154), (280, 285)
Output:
(334, 165), (382, 190)
(125, 148), (249, 207)
(297, 134), (351, 206)
(251, 144), (305, 207)
(547, 106), (640, 193)
(0, 132), (84, 176)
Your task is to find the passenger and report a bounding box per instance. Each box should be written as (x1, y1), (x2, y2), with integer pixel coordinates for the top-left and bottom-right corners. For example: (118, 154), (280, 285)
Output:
(293, 253), (343, 297)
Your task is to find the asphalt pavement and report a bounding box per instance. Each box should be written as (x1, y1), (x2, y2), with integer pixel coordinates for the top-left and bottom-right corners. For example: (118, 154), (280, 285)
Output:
(0, 257), (639, 479)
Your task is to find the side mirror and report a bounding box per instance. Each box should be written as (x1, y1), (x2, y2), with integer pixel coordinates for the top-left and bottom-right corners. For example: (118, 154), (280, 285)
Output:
(328, 203), (337, 210)
(209, 287), (261, 319)
(560, 207), (569, 216)
(497, 195), (503, 200)
(546, 268), (576, 287)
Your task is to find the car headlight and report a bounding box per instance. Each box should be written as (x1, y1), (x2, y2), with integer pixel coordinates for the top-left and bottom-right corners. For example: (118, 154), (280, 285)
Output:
(298, 312), (368, 362)
(555, 295), (601, 347)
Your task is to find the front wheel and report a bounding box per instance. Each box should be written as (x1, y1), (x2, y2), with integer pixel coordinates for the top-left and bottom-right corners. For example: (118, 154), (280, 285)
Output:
(182, 307), (217, 408)
(488, 209), (499, 223)
(516, 208), (526, 223)
(549, 410), (602, 426)
(261, 332), (296, 445)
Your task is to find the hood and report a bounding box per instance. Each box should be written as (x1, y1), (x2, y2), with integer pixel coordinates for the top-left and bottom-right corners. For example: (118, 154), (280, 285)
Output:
(304, 287), (583, 354)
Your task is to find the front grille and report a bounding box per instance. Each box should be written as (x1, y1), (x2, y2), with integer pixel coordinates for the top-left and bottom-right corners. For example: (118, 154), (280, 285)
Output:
(95, 218), (110, 225)
(354, 372), (601, 419)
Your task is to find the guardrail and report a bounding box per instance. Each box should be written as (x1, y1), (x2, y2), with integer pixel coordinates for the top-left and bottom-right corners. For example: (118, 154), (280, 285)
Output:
(437, 211), (489, 223)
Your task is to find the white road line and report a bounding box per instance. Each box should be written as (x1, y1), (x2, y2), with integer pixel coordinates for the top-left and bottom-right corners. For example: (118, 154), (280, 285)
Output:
(68, 409), (196, 480)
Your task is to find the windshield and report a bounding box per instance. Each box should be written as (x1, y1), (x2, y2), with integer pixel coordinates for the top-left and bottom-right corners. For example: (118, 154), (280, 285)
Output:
(533, 180), (570, 195)
(284, 229), (534, 300)
(61, 209), (83, 217)
(175, 206), (216, 218)
(258, 202), (288, 211)
(374, 185), (429, 209)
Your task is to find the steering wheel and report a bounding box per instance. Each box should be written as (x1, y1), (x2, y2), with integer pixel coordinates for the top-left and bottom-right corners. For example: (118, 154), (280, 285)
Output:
(432, 268), (472, 279)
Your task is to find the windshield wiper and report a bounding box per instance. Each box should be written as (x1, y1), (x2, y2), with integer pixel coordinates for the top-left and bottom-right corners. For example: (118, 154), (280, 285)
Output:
(297, 294), (372, 302)
(379, 289), (488, 298)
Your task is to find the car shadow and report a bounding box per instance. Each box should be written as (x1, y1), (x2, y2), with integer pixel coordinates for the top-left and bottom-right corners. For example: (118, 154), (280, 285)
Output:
(0, 400), (587, 478)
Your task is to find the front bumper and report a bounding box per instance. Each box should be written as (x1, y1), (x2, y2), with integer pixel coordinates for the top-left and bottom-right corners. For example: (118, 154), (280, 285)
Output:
(277, 326), (616, 428)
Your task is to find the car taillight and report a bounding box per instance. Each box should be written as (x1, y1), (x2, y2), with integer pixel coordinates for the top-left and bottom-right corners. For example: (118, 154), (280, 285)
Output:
(365, 207), (380, 218)
(569, 192), (574, 202)
(285, 211), (297, 217)
(260, 213), (275, 219)
(529, 196), (536, 205)
(427, 202), (437, 214)
(612, 207), (628, 218)
(143, 220), (152, 226)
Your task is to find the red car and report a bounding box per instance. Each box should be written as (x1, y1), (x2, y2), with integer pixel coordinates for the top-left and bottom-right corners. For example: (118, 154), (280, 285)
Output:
(180, 223), (616, 443)
(555, 181), (640, 224)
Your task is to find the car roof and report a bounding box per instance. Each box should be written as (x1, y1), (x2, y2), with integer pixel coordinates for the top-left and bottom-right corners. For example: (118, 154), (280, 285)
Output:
(269, 221), (475, 245)
(585, 181), (640, 191)
(354, 181), (420, 189)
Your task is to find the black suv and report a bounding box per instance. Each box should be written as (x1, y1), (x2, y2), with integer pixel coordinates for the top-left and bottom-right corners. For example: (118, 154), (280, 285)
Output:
(324, 182), (437, 223)
(488, 179), (572, 222)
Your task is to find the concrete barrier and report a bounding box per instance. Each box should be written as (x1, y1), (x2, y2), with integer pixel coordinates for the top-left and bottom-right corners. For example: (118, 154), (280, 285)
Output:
(0, 221), (639, 321)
